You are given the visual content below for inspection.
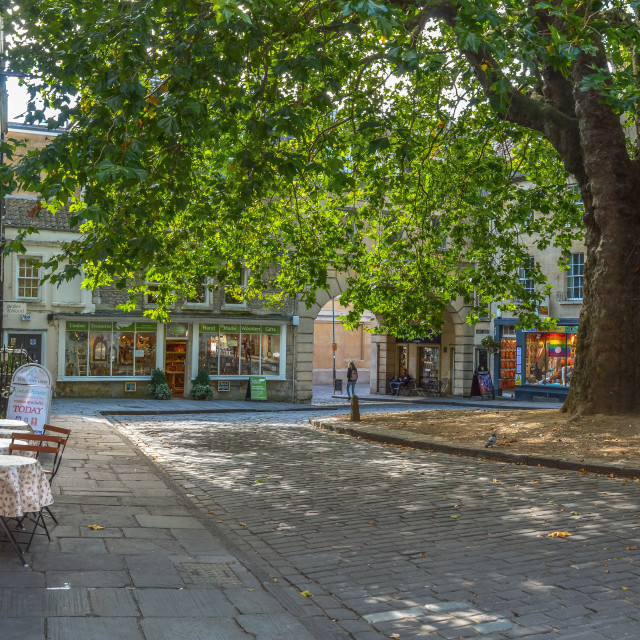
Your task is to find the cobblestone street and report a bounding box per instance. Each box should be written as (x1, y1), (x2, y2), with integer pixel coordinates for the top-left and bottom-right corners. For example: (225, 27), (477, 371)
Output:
(111, 407), (640, 639)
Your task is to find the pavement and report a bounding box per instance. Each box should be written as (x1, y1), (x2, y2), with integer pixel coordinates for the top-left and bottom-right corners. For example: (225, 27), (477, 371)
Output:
(1, 388), (638, 639)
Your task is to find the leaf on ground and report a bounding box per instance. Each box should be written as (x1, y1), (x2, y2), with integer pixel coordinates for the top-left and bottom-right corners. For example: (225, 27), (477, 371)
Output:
(450, 515), (460, 519)
(238, 522), (247, 527)
(626, 546), (638, 550)
(87, 524), (104, 530)
(547, 531), (572, 538)
(300, 590), (312, 597)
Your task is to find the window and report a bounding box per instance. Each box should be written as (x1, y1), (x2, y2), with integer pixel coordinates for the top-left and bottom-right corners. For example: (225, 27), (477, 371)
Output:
(197, 323), (282, 377)
(518, 256), (535, 294)
(184, 277), (209, 306)
(566, 253), (584, 300)
(524, 330), (577, 387)
(64, 321), (157, 377)
(224, 266), (248, 307)
(17, 257), (41, 300)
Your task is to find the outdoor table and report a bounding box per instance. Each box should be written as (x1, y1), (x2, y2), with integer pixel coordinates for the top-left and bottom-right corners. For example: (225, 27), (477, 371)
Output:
(0, 454), (53, 565)
(0, 438), (37, 457)
(0, 427), (32, 438)
(0, 419), (30, 430)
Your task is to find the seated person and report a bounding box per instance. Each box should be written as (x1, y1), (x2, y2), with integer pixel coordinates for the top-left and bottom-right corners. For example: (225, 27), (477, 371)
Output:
(390, 372), (412, 395)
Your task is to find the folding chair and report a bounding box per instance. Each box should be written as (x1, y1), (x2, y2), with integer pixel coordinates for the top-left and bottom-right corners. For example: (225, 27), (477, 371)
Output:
(9, 434), (65, 548)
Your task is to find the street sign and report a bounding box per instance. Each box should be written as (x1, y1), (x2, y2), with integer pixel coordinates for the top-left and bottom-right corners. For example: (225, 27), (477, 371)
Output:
(5, 302), (27, 315)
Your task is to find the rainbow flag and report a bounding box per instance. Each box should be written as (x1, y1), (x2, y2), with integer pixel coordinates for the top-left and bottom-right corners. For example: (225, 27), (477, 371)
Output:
(547, 333), (567, 358)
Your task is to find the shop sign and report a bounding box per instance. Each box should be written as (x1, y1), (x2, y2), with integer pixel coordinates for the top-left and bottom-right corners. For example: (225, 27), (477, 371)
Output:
(6, 364), (53, 434)
(218, 381), (230, 392)
(67, 321), (88, 331)
(220, 324), (240, 333)
(556, 326), (578, 333)
(200, 323), (219, 333)
(249, 376), (268, 400)
(262, 325), (281, 335)
(136, 322), (157, 332)
(116, 321), (136, 331)
(90, 321), (113, 331)
(241, 324), (261, 334)
(167, 323), (188, 337)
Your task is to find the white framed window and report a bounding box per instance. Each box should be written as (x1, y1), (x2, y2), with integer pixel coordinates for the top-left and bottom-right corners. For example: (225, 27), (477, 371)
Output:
(566, 252), (584, 300)
(518, 256), (535, 294)
(223, 267), (249, 309)
(183, 277), (210, 308)
(17, 256), (41, 300)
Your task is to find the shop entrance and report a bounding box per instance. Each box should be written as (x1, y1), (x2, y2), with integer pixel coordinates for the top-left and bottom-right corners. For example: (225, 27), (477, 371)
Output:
(165, 339), (186, 396)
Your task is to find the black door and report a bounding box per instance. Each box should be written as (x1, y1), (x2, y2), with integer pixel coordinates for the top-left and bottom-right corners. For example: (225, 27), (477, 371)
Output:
(8, 333), (43, 363)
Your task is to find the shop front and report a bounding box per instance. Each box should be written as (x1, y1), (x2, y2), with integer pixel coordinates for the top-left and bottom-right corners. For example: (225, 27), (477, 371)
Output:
(57, 318), (288, 399)
(495, 319), (578, 401)
(394, 336), (441, 393)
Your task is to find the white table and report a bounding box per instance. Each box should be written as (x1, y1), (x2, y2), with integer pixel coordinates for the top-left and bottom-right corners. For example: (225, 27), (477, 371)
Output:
(0, 438), (37, 456)
(0, 419), (30, 430)
(0, 454), (53, 565)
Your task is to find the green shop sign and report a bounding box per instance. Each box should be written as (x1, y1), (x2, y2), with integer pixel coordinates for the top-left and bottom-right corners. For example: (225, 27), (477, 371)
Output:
(115, 322), (135, 332)
(167, 323), (188, 337)
(240, 324), (261, 334)
(67, 321), (88, 331)
(262, 325), (281, 335)
(90, 321), (113, 331)
(200, 323), (219, 333)
(136, 322), (157, 332)
(220, 324), (240, 333)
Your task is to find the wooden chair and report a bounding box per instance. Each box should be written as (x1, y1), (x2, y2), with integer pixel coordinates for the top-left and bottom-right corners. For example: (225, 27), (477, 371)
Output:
(8, 434), (65, 549)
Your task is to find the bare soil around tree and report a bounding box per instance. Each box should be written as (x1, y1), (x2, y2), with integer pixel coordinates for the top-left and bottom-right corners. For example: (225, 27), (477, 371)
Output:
(354, 408), (640, 466)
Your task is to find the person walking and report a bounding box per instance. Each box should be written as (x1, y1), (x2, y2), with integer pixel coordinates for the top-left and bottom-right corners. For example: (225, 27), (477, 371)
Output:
(346, 361), (358, 398)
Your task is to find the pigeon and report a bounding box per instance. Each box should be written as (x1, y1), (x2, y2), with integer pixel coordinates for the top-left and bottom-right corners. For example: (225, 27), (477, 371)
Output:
(485, 433), (497, 448)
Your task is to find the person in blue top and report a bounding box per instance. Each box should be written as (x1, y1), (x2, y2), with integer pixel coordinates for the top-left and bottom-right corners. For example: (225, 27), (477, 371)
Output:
(346, 361), (358, 398)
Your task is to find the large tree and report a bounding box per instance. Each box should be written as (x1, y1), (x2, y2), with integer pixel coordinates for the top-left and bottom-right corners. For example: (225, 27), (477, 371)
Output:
(2, 0), (639, 414)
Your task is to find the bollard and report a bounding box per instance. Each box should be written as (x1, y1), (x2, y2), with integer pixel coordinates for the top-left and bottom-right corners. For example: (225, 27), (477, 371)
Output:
(350, 395), (360, 422)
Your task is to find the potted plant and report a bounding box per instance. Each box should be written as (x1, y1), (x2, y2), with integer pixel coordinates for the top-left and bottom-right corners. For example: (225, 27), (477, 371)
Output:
(190, 369), (214, 400)
(148, 368), (172, 400)
(480, 335), (502, 354)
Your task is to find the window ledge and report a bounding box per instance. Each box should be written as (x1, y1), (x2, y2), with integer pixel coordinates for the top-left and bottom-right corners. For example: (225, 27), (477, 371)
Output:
(558, 299), (582, 304)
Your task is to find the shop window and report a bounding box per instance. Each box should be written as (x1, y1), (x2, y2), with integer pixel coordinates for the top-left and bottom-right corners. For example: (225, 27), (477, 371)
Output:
(261, 332), (280, 375)
(17, 256), (41, 300)
(397, 345), (407, 376)
(566, 253), (584, 300)
(525, 331), (576, 386)
(241, 333), (261, 375)
(219, 330), (240, 375)
(419, 346), (439, 389)
(64, 321), (157, 378)
(199, 331), (219, 375)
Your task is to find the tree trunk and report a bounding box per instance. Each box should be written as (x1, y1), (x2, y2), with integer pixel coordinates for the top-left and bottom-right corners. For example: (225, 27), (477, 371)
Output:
(563, 60), (640, 415)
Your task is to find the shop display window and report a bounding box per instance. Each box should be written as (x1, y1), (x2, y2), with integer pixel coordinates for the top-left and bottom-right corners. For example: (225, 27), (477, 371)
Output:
(241, 333), (261, 375)
(65, 323), (89, 376)
(499, 332), (516, 391)
(419, 346), (439, 388)
(261, 331), (280, 375)
(525, 330), (576, 386)
(397, 345), (408, 375)
(197, 324), (282, 377)
(64, 321), (158, 378)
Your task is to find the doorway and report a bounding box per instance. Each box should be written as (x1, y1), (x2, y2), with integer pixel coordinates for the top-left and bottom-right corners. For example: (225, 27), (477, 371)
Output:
(164, 339), (186, 396)
(8, 333), (43, 364)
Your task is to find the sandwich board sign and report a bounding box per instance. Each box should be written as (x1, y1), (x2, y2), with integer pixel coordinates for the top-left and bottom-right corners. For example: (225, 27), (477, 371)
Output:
(6, 364), (53, 434)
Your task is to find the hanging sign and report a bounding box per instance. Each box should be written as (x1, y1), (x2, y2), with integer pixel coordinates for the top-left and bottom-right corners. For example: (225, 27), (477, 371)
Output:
(6, 364), (53, 434)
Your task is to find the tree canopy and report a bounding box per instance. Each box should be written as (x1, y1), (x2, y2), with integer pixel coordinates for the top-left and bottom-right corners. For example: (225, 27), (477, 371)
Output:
(3, 0), (640, 412)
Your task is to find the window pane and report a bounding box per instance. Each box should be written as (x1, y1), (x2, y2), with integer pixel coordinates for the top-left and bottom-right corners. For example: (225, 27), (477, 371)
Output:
(89, 330), (111, 376)
(199, 333), (219, 375)
(219, 333), (240, 375)
(419, 347), (439, 387)
(112, 330), (134, 377)
(567, 253), (584, 299)
(18, 257), (40, 299)
(135, 332), (156, 376)
(241, 334), (261, 375)
(65, 329), (88, 376)
(525, 333), (546, 384)
(261, 334), (280, 375)
(546, 333), (568, 385)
